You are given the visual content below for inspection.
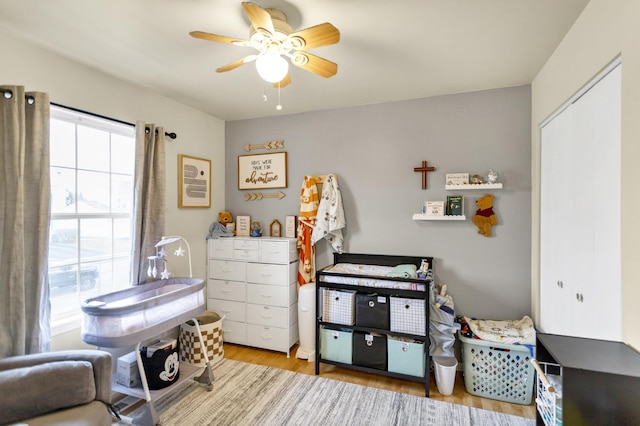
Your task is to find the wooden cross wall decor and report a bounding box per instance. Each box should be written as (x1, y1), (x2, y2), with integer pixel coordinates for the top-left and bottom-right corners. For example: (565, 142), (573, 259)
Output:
(414, 160), (436, 189)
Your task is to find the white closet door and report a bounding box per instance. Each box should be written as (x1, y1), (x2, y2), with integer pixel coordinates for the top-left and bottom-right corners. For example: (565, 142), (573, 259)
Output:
(571, 65), (622, 340)
(540, 63), (621, 341)
(540, 105), (573, 336)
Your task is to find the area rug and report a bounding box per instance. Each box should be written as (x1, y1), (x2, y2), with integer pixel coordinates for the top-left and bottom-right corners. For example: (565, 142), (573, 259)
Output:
(137, 359), (534, 426)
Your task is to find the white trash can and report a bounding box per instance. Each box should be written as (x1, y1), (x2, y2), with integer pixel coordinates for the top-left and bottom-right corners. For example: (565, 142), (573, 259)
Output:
(296, 283), (316, 361)
(433, 356), (458, 396)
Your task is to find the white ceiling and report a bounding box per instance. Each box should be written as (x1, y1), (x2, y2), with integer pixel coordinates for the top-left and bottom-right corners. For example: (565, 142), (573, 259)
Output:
(0, 0), (589, 121)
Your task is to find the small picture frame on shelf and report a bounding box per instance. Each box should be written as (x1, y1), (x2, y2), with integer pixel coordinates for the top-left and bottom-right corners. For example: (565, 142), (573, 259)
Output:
(270, 219), (282, 237)
(285, 215), (297, 238)
(446, 173), (469, 186)
(236, 215), (251, 236)
(424, 201), (445, 216)
(446, 195), (464, 216)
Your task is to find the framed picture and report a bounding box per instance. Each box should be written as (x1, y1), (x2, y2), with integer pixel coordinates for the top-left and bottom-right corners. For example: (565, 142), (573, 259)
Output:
(285, 215), (297, 238)
(238, 152), (288, 190)
(178, 154), (211, 208)
(424, 201), (445, 216)
(446, 173), (469, 186)
(236, 215), (251, 236)
(270, 219), (282, 237)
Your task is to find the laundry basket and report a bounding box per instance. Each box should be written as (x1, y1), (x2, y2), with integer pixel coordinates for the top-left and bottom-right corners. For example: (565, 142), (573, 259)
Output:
(179, 311), (224, 366)
(459, 334), (535, 405)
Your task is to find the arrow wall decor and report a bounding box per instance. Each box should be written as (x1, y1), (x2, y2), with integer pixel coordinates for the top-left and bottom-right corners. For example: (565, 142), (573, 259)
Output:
(243, 140), (284, 152)
(244, 191), (286, 201)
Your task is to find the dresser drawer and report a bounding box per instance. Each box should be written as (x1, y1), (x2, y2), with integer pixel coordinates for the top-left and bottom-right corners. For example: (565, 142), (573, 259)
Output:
(208, 279), (245, 302)
(209, 260), (245, 281)
(247, 324), (291, 352)
(208, 238), (234, 259)
(247, 262), (297, 286)
(234, 239), (259, 251)
(247, 283), (295, 307)
(207, 299), (246, 323)
(221, 320), (246, 345)
(247, 303), (297, 327)
(260, 239), (296, 263)
(234, 248), (259, 261)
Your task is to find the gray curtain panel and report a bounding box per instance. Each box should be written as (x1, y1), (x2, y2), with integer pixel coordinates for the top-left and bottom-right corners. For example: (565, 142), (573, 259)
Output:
(0, 86), (51, 357)
(130, 122), (166, 285)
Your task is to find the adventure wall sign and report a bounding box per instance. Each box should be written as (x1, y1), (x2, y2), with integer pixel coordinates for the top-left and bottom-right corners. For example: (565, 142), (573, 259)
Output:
(238, 152), (288, 190)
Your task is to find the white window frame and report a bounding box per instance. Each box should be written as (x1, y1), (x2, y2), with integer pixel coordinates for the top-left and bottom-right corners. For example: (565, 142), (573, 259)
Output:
(49, 105), (135, 336)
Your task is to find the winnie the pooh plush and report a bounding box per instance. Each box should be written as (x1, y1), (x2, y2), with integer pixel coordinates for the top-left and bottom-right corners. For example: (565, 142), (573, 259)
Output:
(472, 194), (497, 237)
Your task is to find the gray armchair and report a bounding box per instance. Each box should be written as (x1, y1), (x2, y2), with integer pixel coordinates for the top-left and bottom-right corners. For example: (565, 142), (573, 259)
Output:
(0, 349), (114, 426)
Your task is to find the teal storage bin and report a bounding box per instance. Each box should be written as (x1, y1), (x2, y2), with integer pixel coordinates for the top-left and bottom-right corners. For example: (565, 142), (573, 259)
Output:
(387, 336), (425, 377)
(320, 327), (353, 364)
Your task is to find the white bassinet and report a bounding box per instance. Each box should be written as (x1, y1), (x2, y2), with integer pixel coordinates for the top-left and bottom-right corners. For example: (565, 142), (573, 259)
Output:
(81, 277), (205, 348)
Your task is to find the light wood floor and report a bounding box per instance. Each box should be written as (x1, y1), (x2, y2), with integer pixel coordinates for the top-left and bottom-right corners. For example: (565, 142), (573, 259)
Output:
(223, 343), (536, 420)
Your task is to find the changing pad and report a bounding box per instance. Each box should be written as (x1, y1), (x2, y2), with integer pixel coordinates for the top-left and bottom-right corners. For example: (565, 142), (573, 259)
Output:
(319, 263), (426, 291)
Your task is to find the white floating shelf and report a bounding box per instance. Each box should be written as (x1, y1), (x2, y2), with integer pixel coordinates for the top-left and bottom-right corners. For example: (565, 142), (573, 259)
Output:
(445, 183), (503, 190)
(413, 214), (466, 221)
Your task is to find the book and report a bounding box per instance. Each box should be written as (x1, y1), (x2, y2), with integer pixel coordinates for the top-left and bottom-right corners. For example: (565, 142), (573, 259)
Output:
(424, 201), (445, 216)
(446, 195), (464, 216)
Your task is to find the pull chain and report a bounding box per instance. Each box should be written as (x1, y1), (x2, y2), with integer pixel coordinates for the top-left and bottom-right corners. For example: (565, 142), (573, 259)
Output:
(276, 81), (282, 111)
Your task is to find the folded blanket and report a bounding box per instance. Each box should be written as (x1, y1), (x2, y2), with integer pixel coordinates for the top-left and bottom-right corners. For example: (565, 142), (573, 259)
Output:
(463, 315), (536, 345)
(455, 316), (479, 339)
(385, 264), (417, 278)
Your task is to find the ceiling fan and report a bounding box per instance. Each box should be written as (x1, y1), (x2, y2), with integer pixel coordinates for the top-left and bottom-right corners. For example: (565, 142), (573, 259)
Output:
(190, 2), (340, 87)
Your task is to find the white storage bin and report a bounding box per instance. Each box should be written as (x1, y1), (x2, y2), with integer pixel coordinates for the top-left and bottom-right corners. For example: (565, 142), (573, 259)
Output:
(322, 289), (356, 325)
(389, 297), (426, 336)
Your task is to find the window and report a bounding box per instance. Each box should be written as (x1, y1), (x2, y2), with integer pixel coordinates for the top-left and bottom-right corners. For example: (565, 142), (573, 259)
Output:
(48, 105), (135, 334)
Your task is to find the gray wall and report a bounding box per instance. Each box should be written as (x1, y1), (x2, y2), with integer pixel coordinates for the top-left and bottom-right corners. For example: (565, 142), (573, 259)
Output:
(225, 86), (531, 320)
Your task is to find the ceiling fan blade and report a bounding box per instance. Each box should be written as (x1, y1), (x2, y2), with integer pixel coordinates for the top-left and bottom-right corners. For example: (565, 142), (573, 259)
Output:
(242, 2), (275, 35)
(190, 31), (250, 46)
(216, 55), (257, 73)
(273, 73), (291, 88)
(288, 23), (340, 50)
(292, 52), (338, 78)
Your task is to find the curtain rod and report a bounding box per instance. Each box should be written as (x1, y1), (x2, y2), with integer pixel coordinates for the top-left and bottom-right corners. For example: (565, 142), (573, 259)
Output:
(2, 94), (178, 140)
(145, 127), (177, 140)
(50, 101), (177, 140)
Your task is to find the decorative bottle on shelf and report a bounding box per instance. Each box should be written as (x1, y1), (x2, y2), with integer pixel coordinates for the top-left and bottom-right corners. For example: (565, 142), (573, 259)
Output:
(417, 259), (430, 279)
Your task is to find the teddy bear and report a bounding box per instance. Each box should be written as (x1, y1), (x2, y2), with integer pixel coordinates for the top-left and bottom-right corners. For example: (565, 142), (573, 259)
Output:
(472, 194), (497, 237)
(218, 211), (234, 233)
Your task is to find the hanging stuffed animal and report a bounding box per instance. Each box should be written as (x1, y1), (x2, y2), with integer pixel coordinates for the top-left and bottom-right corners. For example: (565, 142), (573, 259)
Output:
(472, 194), (497, 237)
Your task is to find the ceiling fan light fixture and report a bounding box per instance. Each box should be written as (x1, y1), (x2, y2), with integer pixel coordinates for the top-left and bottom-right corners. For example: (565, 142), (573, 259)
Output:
(256, 52), (289, 83)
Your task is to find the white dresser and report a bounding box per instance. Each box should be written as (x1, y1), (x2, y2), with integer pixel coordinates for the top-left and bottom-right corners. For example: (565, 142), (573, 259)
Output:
(207, 236), (299, 356)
